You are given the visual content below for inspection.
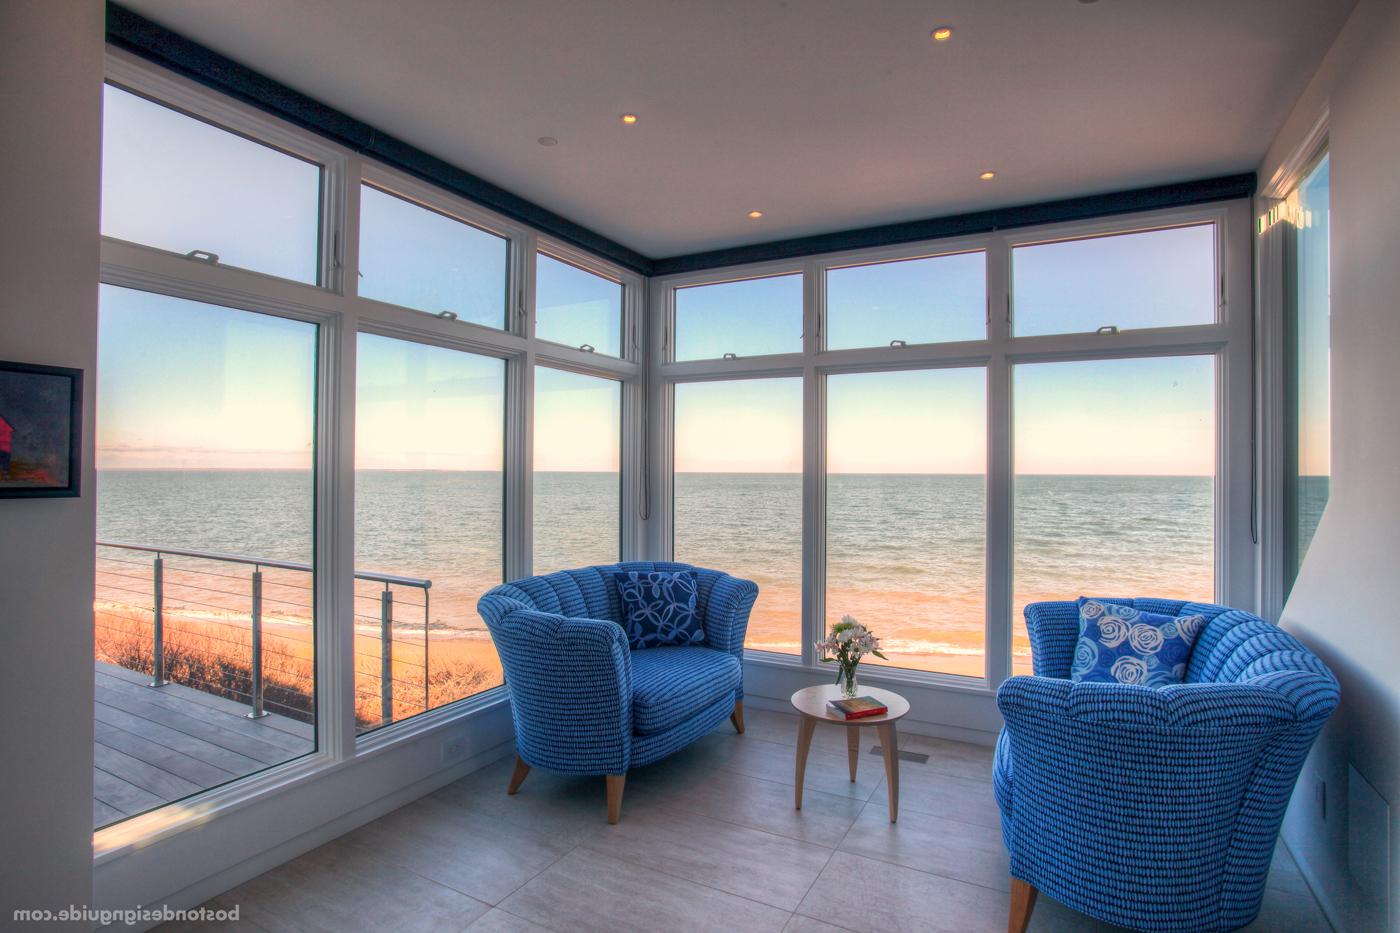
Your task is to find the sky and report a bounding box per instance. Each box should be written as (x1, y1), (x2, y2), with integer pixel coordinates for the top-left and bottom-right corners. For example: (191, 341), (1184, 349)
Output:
(98, 83), (1263, 478)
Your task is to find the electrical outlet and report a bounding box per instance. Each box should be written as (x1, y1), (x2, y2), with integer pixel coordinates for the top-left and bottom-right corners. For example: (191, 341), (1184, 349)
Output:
(441, 735), (468, 764)
(1315, 779), (1327, 820)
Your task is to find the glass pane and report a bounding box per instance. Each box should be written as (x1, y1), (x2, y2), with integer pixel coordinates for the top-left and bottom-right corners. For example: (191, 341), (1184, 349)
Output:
(827, 369), (987, 676)
(826, 252), (986, 349)
(1285, 155), (1330, 596)
(355, 335), (505, 732)
(536, 254), (623, 356)
(1012, 224), (1216, 336)
(674, 274), (803, 360)
(1012, 356), (1215, 675)
(674, 379), (802, 654)
(533, 368), (620, 571)
(358, 184), (508, 329)
(94, 285), (317, 829)
(101, 84), (321, 284)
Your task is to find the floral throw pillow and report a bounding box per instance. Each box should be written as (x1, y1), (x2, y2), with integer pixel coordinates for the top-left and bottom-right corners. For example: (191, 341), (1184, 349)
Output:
(1070, 598), (1206, 687)
(613, 571), (704, 650)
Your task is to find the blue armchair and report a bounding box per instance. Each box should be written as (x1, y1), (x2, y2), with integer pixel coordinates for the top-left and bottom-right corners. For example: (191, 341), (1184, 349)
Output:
(995, 599), (1338, 933)
(477, 562), (757, 823)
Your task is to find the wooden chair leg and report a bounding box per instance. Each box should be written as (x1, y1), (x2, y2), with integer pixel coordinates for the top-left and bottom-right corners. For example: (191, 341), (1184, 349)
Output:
(1008, 877), (1038, 933)
(730, 699), (745, 734)
(506, 756), (530, 795)
(606, 773), (626, 824)
(846, 725), (859, 782)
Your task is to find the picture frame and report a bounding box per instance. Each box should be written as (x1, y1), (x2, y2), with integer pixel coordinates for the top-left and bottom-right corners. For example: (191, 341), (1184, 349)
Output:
(0, 359), (83, 499)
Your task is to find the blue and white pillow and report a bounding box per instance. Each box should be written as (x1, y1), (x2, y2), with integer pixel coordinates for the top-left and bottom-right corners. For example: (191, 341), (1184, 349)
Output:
(613, 571), (704, 650)
(1071, 598), (1206, 687)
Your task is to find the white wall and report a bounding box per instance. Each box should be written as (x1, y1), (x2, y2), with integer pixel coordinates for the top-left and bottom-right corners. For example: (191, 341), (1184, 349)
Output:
(0, 0), (104, 927)
(1262, 1), (1400, 930)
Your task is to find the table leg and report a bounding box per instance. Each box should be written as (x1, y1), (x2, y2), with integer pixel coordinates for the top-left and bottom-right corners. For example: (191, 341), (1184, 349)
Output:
(877, 721), (898, 822)
(795, 715), (817, 810)
(846, 725), (859, 782)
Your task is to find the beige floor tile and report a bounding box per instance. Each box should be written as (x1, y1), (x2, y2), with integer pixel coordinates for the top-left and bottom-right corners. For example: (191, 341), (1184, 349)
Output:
(466, 907), (559, 933)
(579, 802), (833, 910)
(869, 765), (1002, 829)
(342, 794), (572, 904)
(797, 852), (1007, 933)
(719, 735), (883, 801)
(838, 800), (1010, 891)
(500, 848), (790, 933)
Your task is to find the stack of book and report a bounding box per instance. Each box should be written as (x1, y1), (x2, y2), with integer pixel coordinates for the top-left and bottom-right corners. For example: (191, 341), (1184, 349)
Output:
(827, 696), (888, 720)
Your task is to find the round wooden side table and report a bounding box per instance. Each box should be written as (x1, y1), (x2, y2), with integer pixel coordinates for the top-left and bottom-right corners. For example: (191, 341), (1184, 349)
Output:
(790, 683), (910, 822)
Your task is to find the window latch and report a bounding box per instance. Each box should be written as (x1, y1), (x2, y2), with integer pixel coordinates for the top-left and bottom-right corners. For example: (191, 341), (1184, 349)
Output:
(437, 310), (458, 321)
(1095, 325), (1120, 335)
(579, 343), (596, 353)
(722, 352), (739, 360)
(889, 339), (908, 348)
(184, 249), (219, 264)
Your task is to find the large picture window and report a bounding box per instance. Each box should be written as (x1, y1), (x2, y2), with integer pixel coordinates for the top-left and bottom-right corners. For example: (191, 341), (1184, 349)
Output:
(354, 335), (506, 732)
(1284, 153), (1331, 596)
(673, 378), (803, 654)
(1011, 356), (1216, 674)
(533, 367), (622, 572)
(826, 368), (987, 676)
(94, 285), (318, 828)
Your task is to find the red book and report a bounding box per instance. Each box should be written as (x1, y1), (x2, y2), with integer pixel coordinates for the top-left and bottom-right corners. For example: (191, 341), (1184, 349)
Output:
(827, 696), (888, 720)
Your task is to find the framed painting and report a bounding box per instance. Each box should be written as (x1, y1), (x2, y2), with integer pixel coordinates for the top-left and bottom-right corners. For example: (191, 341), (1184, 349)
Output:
(0, 359), (83, 498)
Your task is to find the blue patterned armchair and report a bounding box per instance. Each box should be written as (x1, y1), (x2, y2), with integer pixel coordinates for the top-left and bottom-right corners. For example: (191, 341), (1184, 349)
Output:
(995, 599), (1339, 933)
(477, 562), (757, 823)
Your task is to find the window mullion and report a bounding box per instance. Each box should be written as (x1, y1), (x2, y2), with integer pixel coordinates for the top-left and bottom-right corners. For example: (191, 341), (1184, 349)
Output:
(986, 236), (1014, 686)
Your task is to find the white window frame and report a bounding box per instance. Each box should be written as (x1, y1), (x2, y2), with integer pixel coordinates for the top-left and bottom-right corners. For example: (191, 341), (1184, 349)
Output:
(95, 49), (643, 857)
(652, 200), (1255, 694)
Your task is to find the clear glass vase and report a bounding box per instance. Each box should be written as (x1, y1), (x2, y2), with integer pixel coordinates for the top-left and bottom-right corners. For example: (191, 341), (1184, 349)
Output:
(839, 664), (859, 699)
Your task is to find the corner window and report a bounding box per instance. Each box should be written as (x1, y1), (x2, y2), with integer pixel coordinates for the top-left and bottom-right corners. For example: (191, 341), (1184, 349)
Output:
(101, 84), (322, 284)
(1012, 224), (1217, 336)
(535, 253), (624, 357)
(826, 251), (985, 349)
(358, 184), (509, 329)
(674, 274), (803, 360)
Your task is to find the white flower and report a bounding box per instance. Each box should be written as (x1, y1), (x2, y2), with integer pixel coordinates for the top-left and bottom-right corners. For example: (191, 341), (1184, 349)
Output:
(1098, 618), (1130, 648)
(1072, 638), (1099, 676)
(1128, 624), (1165, 655)
(1110, 656), (1149, 685)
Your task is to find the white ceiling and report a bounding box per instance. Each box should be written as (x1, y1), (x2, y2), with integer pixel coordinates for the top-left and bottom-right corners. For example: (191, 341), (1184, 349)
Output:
(121, 0), (1353, 259)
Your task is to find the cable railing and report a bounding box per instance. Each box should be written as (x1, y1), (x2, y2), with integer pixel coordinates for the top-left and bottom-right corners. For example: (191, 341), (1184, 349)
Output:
(95, 541), (431, 726)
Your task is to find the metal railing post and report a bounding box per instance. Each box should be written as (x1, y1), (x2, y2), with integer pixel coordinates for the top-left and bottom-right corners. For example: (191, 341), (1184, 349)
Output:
(149, 553), (168, 687)
(246, 567), (267, 718)
(380, 586), (394, 726)
(423, 590), (430, 714)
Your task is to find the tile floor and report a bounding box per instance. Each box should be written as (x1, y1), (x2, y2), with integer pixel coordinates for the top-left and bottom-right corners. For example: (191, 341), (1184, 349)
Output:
(159, 706), (1333, 933)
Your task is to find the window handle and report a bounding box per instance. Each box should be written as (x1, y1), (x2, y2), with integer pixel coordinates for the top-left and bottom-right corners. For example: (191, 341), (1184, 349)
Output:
(1096, 325), (1120, 335)
(722, 352), (738, 360)
(184, 249), (219, 264)
(579, 343), (596, 353)
(890, 339), (908, 348)
(437, 310), (458, 321)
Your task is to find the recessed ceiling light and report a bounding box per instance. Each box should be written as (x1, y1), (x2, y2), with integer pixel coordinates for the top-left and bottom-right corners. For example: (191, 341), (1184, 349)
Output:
(747, 210), (764, 219)
(931, 26), (953, 41)
(537, 136), (558, 147)
(979, 170), (997, 181)
(620, 113), (639, 124)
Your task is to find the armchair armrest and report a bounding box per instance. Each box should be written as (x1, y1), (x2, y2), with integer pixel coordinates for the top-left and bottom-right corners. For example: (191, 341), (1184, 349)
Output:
(1022, 601), (1081, 678)
(703, 573), (758, 658)
(490, 608), (633, 774)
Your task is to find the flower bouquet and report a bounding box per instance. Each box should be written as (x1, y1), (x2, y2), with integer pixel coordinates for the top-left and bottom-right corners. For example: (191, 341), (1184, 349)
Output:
(815, 615), (887, 699)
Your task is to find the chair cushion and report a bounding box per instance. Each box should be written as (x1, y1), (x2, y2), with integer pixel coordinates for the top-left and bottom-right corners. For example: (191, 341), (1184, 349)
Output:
(614, 570), (705, 649)
(1071, 597), (1206, 687)
(630, 646), (740, 735)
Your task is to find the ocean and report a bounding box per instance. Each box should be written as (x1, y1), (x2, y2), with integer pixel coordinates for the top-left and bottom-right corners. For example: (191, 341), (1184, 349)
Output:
(95, 470), (1215, 678)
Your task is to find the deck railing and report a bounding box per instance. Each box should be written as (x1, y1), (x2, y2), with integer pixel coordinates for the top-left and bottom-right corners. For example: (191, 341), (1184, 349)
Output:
(95, 541), (431, 725)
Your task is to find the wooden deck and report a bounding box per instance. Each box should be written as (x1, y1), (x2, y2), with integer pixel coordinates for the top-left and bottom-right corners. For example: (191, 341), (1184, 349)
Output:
(93, 661), (314, 829)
